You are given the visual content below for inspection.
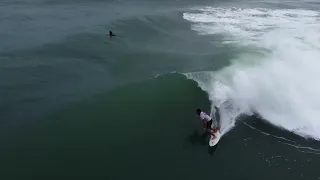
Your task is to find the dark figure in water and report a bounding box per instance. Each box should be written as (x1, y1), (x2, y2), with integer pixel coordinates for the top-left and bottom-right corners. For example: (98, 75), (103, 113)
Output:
(108, 31), (115, 37)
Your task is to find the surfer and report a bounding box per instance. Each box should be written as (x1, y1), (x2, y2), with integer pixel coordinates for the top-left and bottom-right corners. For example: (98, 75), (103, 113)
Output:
(108, 31), (116, 37)
(196, 108), (219, 137)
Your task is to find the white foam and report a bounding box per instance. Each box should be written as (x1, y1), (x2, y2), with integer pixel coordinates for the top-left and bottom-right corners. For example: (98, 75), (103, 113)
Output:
(183, 7), (320, 139)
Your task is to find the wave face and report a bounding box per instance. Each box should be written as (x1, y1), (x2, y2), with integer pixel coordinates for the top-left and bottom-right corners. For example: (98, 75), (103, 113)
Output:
(183, 7), (320, 139)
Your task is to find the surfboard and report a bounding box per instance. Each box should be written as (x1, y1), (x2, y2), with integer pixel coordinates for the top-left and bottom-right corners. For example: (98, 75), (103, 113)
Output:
(209, 130), (221, 147)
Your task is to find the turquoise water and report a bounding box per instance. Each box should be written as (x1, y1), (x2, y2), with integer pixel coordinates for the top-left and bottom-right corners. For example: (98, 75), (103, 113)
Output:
(1, 0), (320, 179)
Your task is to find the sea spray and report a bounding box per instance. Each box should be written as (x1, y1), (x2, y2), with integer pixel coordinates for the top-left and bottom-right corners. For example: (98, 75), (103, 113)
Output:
(184, 7), (320, 139)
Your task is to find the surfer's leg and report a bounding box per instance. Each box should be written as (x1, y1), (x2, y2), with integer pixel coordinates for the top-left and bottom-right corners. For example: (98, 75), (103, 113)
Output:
(209, 130), (216, 138)
(206, 120), (216, 138)
(206, 120), (213, 129)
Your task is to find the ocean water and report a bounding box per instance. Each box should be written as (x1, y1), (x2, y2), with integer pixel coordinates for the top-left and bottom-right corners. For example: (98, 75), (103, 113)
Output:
(1, 0), (320, 179)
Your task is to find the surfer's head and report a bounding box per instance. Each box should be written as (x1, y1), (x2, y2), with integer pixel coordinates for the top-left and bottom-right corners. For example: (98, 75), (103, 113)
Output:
(196, 109), (201, 115)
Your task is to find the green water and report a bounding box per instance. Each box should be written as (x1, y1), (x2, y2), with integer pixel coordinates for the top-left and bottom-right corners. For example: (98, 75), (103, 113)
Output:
(1, 75), (213, 179)
(2, 0), (320, 179)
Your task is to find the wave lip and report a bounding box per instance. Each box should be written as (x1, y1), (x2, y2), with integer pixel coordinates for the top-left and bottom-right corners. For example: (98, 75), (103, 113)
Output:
(183, 7), (320, 140)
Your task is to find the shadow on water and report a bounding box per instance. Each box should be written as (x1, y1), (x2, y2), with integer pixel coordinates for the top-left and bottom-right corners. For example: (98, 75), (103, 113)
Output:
(184, 130), (218, 156)
(208, 144), (218, 156)
(187, 130), (208, 146)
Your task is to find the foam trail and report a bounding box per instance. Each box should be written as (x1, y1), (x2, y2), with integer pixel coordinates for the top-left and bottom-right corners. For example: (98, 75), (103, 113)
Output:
(183, 7), (320, 140)
(240, 120), (297, 144)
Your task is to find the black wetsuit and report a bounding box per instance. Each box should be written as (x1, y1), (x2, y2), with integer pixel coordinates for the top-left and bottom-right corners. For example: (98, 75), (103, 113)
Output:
(109, 31), (115, 37)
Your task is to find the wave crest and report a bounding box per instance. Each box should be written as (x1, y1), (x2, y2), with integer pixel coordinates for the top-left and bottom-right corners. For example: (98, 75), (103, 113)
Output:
(183, 7), (320, 140)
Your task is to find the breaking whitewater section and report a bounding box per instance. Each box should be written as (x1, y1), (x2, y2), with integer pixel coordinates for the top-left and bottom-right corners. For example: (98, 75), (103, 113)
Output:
(183, 7), (320, 140)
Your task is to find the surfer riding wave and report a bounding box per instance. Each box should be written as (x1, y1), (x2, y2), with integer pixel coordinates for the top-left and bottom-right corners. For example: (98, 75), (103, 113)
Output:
(196, 107), (220, 138)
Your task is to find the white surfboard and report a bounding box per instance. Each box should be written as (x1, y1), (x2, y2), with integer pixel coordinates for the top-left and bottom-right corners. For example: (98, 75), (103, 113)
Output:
(209, 130), (221, 147)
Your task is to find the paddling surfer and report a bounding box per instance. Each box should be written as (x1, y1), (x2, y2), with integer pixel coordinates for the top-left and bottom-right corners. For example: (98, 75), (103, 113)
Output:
(108, 31), (116, 37)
